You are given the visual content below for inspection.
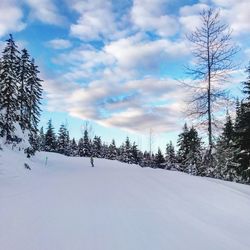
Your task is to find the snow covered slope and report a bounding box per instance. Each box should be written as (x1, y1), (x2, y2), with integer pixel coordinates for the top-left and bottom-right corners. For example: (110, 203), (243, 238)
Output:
(1, 149), (250, 250)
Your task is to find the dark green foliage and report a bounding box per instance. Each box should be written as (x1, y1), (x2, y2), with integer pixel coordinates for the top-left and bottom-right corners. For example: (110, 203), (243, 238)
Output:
(177, 124), (203, 175)
(215, 114), (240, 181)
(45, 120), (57, 152)
(108, 139), (118, 160)
(0, 35), (43, 156)
(92, 136), (102, 158)
(154, 148), (165, 168)
(0, 34), (20, 142)
(234, 64), (250, 183)
(70, 138), (78, 156)
(165, 141), (177, 169)
(57, 124), (70, 155)
(131, 142), (140, 164)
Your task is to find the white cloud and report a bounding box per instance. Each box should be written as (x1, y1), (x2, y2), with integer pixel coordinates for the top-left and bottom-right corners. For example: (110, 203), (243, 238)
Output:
(41, 0), (249, 135)
(46, 39), (72, 49)
(69, 0), (117, 41)
(24, 0), (66, 25)
(0, 0), (26, 37)
(179, 3), (209, 33)
(215, 0), (250, 35)
(104, 34), (189, 70)
(131, 0), (179, 37)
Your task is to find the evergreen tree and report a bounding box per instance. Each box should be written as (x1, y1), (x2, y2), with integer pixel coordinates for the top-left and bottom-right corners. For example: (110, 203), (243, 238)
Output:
(44, 119), (57, 152)
(0, 34), (20, 142)
(177, 123), (189, 171)
(92, 136), (102, 158)
(25, 58), (42, 134)
(83, 129), (91, 157)
(131, 142), (140, 164)
(107, 139), (117, 160)
(165, 141), (177, 170)
(140, 151), (152, 168)
(177, 124), (203, 175)
(70, 138), (78, 156)
(57, 124), (70, 155)
(19, 49), (31, 131)
(101, 142), (109, 159)
(234, 63), (250, 182)
(215, 114), (240, 181)
(78, 138), (84, 157)
(38, 127), (45, 151)
(122, 137), (133, 163)
(154, 148), (165, 168)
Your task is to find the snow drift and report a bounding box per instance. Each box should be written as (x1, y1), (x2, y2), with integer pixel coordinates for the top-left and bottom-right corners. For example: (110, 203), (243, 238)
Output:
(0, 149), (250, 250)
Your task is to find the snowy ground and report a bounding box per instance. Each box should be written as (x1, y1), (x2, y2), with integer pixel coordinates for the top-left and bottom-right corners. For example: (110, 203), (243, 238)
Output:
(1, 148), (250, 250)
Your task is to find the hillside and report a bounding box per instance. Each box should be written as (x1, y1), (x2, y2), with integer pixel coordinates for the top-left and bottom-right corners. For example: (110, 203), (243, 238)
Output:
(1, 149), (250, 250)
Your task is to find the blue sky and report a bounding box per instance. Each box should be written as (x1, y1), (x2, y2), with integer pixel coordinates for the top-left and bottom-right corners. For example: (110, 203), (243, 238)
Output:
(0, 0), (249, 152)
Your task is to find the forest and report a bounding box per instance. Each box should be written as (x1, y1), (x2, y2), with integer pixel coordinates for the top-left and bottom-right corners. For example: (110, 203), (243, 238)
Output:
(0, 9), (250, 184)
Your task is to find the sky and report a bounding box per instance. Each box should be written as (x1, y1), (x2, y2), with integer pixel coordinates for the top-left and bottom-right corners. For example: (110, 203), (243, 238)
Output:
(0, 0), (249, 152)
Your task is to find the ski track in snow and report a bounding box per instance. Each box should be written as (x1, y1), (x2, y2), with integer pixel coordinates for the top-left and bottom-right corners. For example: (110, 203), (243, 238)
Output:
(0, 149), (250, 250)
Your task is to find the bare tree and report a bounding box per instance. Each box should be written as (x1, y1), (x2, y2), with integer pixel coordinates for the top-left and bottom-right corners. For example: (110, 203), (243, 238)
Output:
(186, 8), (238, 154)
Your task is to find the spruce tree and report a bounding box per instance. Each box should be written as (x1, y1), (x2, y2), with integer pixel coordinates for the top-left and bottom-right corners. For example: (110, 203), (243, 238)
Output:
(140, 151), (152, 168)
(45, 119), (57, 152)
(154, 148), (165, 168)
(70, 138), (78, 156)
(78, 138), (84, 157)
(107, 139), (118, 160)
(92, 136), (102, 158)
(131, 142), (140, 164)
(101, 142), (109, 159)
(19, 49), (31, 131)
(177, 124), (203, 175)
(83, 129), (91, 157)
(26, 58), (42, 134)
(165, 141), (176, 170)
(123, 137), (132, 163)
(177, 123), (189, 171)
(215, 114), (240, 181)
(38, 127), (45, 151)
(57, 124), (70, 155)
(0, 34), (20, 142)
(235, 63), (250, 182)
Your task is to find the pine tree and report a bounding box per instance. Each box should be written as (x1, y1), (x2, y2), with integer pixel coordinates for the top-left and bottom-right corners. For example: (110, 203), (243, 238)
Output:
(107, 139), (117, 160)
(38, 127), (45, 151)
(131, 142), (140, 164)
(26, 58), (42, 134)
(122, 137), (133, 163)
(177, 123), (189, 171)
(78, 138), (84, 157)
(154, 148), (165, 168)
(234, 63), (250, 182)
(101, 142), (109, 159)
(177, 124), (203, 175)
(83, 129), (91, 157)
(165, 141), (177, 170)
(215, 114), (240, 181)
(187, 126), (203, 176)
(92, 136), (102, 158)
(57, 124), (70, 155)
(70, 138), (78, 156)
(19, 49), (31, 131)
(45, 119), (57, 152)
(0, 34), (20, 142)
(140, 151), (152, 168)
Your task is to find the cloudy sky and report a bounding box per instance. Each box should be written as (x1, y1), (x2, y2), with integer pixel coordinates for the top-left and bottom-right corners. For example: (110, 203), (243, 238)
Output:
(0, 0), (249, 151)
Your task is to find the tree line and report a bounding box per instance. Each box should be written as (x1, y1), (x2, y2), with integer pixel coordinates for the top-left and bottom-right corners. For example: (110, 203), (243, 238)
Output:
(38, 73), (250, 185)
